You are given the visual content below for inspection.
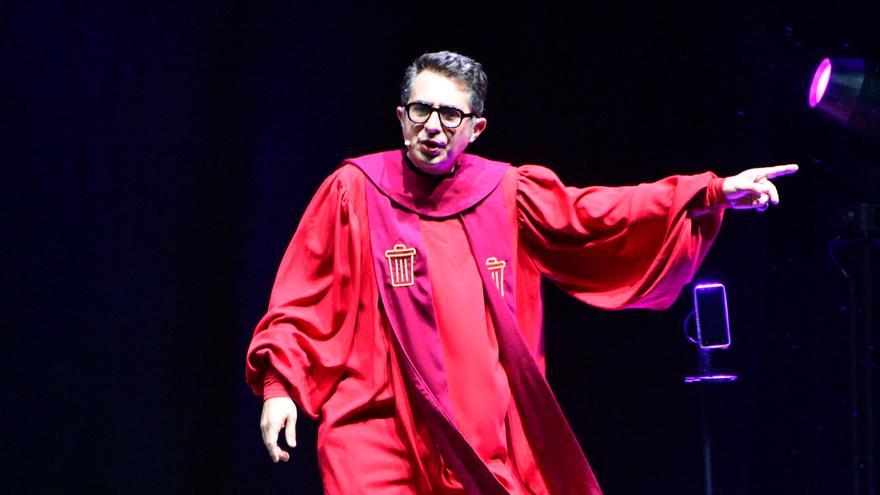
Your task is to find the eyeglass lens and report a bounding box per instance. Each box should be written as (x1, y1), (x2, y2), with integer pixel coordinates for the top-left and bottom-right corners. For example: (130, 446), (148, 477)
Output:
(407, 103), (464, 128)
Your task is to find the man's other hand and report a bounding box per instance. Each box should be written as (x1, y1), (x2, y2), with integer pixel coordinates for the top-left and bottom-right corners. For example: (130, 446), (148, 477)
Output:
(722, 164), (799, 211)
(260, 397), (297, 463)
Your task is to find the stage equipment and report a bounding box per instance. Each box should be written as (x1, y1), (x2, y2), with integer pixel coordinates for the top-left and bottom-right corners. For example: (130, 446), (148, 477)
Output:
(685, 283), (737, 383)
(808, 57), (880, 135)
(684, 283), (737, 495)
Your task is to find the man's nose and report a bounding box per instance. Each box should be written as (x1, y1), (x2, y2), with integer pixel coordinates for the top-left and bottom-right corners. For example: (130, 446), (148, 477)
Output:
(423, 110), (443, 134)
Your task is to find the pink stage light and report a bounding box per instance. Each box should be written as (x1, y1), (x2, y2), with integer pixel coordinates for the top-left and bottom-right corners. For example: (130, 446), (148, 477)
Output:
(809, 58), (832, 108)
(806, 56), (880, 135)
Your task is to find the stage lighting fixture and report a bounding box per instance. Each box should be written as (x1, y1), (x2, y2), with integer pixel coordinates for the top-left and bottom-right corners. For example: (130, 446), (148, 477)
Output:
(808, 57), (880, 135)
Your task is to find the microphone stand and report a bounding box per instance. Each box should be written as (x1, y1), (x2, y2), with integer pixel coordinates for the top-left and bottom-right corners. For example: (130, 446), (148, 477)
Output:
(685, 313), (737, 495)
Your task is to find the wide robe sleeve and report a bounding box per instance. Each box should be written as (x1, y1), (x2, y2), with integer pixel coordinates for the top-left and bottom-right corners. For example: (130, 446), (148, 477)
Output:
(245, 169), (363, 418)
(516, 165), (728, 310)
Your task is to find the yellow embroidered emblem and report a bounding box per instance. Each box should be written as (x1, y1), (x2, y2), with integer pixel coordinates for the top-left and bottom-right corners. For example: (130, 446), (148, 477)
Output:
(486, 257), (507, 296)
(384, 244), (417, 287)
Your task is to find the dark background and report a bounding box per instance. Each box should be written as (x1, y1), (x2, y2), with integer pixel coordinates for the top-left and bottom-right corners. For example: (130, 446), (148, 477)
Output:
(5, 2), (879, 493)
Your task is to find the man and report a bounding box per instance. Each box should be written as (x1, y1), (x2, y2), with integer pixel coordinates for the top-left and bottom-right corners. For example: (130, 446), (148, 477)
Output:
(245, 51), (797, 494)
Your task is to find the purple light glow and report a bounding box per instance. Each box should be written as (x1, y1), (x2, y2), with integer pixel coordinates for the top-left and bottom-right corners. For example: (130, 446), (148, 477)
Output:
(809, 58), (832, 108)
(694, 282), (724, 290)
(683, 374), (738, 384)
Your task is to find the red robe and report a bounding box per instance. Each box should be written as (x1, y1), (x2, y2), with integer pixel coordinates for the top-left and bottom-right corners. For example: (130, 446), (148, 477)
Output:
(246, 156), (728, 494)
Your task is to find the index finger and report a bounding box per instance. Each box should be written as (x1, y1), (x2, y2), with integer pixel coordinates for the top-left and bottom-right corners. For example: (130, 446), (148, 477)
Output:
(757, 164), (799, 180)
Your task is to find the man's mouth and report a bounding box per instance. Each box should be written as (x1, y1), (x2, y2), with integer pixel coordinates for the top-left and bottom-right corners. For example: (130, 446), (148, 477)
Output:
(420, 140), (445, 155)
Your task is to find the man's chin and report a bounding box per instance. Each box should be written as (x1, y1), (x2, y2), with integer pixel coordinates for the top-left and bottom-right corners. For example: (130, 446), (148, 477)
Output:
(410, 152), (455, 175)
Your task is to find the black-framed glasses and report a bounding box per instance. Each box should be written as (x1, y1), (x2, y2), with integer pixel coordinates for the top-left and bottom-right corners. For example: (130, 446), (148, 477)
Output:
(404, 102), (476, 129)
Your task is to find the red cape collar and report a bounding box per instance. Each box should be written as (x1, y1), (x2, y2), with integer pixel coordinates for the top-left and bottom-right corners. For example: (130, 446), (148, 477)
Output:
(344, 149), (509, 218)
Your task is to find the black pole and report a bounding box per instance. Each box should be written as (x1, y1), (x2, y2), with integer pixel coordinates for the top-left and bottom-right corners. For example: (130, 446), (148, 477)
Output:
(850, 260), (862, 495)
(699, 350), (713, 495)
(840, 203), (879, 495)
(863, 236), (876, 495)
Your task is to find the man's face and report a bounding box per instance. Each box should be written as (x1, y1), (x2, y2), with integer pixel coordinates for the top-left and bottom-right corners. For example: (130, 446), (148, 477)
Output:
(397, 70), (487, 175)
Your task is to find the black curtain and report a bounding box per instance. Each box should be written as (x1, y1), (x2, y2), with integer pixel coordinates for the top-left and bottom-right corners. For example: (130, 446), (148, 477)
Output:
(5, 2), (877, 493)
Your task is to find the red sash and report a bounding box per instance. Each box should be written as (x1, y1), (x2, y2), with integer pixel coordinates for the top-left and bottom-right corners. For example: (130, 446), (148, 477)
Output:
(347, 150), (602, 494)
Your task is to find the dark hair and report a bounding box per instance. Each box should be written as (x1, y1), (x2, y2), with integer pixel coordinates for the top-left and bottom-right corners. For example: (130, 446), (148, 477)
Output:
(400, 51), (487, 117)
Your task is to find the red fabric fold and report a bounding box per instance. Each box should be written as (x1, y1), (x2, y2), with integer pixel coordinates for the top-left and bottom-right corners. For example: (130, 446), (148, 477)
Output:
(516, 165), (725, 310)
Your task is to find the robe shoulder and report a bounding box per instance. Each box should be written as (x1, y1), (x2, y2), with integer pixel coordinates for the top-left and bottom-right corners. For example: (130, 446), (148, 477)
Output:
(245, 163), (370, 417)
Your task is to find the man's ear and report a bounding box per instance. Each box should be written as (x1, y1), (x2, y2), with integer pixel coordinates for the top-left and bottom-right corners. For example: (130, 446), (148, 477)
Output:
(396, 106), (405, 127)
(469, 117), (488, 143)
